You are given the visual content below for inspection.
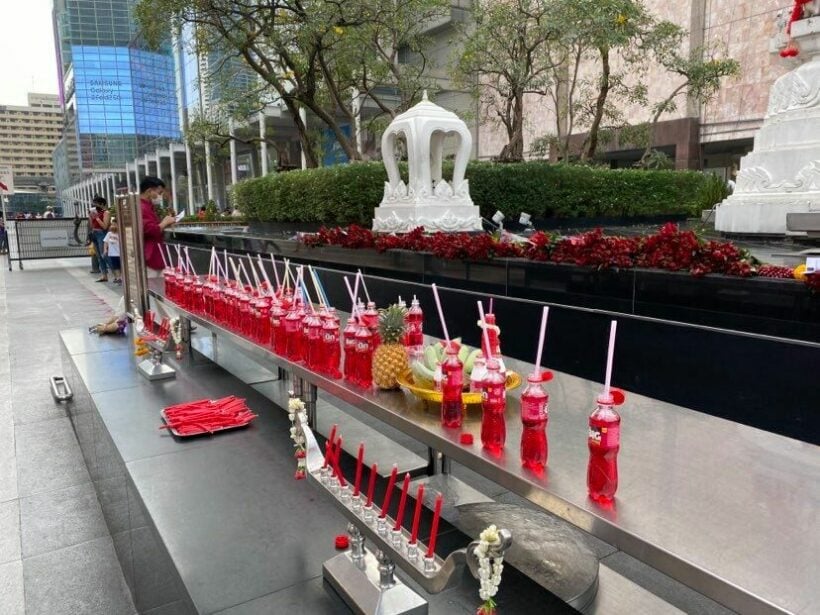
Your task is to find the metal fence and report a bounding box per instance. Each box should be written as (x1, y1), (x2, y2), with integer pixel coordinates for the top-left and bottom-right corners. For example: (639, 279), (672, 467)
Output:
(6, 218), (91, 271)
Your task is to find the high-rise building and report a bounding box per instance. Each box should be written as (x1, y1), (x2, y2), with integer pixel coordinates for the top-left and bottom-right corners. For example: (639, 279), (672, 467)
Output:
(0, 93), (63, 189)
(52, 0), (180, 207)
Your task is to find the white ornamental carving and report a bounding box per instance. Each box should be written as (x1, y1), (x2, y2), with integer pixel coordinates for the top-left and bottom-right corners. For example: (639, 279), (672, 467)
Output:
(736, 161), (820, 193)
(373, 91), (482, 233)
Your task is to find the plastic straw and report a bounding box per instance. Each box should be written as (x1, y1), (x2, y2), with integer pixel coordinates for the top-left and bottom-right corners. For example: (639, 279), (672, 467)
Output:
(256, 254), (273, 292)
(534, 306), (550, 376)
(343, 276), (359, 316)
(164, 245), (175, 269)
(357, 269), (371, 303)
(308, 267), (327, 307)
(604, 320), (617, 396)
(309, 266), (330, 307)
(246, 256), (262, 289)
(228, 258), (243, 286)
(476, 301), (492, 361)
(430, 284), (450, 344)
(159, 245), (169, 269)
(238, 261), (254, 290)
(269, 254), (282, 290)
(185, 247), (196, 275)
(489, 297), (494, 313)
(223, 249), (228, 280)
(352, 272), (361, 307)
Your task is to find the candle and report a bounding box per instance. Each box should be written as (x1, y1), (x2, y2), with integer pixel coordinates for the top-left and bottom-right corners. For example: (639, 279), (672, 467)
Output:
(365, 462), (378, 507)
(426, 494), (443, 558)
(393, 474), (411, 531)
(409, 484), (425, 544)
(334, 436), (346, 486)
(380, 465), (399, 518)
(353, 443), (365, 496)
(323, 424), (338, 469)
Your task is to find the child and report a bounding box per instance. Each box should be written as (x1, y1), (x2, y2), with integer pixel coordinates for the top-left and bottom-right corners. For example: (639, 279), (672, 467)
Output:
(103, 221), (121, 284)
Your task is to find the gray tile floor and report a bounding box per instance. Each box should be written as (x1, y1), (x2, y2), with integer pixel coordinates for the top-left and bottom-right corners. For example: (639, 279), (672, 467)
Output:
(0, 257), (135, 615)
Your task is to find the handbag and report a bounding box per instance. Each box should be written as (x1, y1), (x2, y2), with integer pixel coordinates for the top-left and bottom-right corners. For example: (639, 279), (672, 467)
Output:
(87, 243), (96, 257)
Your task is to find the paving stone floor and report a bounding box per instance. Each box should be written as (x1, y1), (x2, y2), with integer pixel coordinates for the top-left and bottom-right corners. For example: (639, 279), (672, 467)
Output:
(0, 256), (135, 615)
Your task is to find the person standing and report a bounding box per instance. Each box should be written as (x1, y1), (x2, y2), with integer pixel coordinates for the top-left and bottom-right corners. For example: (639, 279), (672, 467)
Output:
(90, 196), (111, 282)
(0, 214), (7, 255)
(103, 221), (122, 284)
(139, 177), (176, 276)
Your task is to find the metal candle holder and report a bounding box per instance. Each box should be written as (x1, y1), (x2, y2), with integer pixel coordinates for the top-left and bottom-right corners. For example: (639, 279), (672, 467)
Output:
(297, 413), (512, 614)
(136, 332), (176, 381)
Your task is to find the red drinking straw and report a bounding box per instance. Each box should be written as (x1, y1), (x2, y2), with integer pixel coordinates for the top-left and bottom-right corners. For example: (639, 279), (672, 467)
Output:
(409, 484), (425, 545)
(380, 464), (399, 518)
(353, 443), (365, 496)
(365, 463), (378, 507)
(426, 494), (443, 558)
(393, 474), (411, 531)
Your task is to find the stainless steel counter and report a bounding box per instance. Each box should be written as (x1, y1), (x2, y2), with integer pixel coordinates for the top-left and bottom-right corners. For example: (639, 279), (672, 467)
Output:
(149, 280), (820, 614)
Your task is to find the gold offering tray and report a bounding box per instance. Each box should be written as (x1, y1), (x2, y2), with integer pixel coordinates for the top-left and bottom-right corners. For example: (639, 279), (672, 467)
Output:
(397, 370), (522, 405)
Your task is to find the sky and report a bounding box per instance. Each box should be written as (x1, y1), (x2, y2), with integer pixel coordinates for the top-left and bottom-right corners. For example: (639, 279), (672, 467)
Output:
(0, 0), (59, 106)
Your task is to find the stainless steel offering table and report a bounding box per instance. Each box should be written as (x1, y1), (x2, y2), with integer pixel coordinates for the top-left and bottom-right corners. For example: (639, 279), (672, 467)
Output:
(149, 279), (820, 615)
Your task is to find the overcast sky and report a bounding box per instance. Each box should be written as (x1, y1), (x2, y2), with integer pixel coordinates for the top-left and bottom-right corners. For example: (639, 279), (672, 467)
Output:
(0, 0), (60, 106)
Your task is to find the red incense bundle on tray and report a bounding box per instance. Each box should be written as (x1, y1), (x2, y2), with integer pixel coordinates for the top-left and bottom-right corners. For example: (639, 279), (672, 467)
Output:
(160, 395), (257, 437)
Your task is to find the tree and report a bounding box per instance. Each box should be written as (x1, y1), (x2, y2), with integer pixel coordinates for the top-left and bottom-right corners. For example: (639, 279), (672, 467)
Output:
(135, 0), (449, 166)
(638, 47), (739, 165)
(452, 0), (561, 162)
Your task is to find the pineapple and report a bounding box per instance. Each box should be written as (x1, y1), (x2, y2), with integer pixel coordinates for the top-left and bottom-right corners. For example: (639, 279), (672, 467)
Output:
(373, 304), (409, 389)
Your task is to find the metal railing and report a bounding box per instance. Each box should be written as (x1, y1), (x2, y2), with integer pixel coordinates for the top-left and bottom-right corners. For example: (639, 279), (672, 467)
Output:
(6, 218), (91, 271)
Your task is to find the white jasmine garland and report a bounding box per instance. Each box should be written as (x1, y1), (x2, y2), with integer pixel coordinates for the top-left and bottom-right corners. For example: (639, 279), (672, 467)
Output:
(474, 524), (504, 612)
(170, 318), (183, 345)
(288, 396), (307, 478)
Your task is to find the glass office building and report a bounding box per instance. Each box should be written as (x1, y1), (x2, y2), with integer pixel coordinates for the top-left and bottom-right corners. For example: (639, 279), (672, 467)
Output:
(53, 0), (180, 192)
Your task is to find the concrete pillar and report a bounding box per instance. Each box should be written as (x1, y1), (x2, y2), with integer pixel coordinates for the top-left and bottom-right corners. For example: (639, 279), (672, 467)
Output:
(205, 141), (214, 202)
(170, 146), (178, 211)
(259, 112), (268, 176)
(126, 164), (133, 193)
(229, 118), (238, 185)
(185, 142), (194, 215)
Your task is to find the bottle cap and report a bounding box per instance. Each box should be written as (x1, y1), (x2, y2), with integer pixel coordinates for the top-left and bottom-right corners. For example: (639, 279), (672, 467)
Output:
(459, 433), (474, 445)
(597, 388), (626, 406)
(334, 535), (350, 549)
(527, 370), (553, 383)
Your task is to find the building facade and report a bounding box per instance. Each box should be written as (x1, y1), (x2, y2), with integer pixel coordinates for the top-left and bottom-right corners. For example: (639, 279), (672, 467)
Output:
(52, 0), (180, 212)
(0, 93), (63, 188)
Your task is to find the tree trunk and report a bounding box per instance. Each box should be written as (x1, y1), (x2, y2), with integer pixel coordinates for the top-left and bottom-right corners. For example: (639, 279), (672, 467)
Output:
(582, 47), (610, 162)
(280, 97), (319, 168)
(498, 93), (525, 162)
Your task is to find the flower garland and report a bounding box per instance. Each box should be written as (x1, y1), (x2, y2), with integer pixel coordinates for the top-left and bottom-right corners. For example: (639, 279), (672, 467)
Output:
(170, 317), (183, 359)
(288, 394), (307, 480)
(474, 524), (504, 615)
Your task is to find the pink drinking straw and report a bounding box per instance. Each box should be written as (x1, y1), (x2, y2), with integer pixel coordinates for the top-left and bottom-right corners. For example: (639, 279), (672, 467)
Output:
(410, 484), (425, 544)
(365, 463), (378, 508)
(393, 473), (411, 531)
(534, 306), (550, 377)
(426, 494), (443, 557)
(353, 443), (365, 497)
(184, 247), (196, 275)
(246, 256), (262, 290)
(603, 320), (617, 397)
(476, 301), (493, 361)
(343, 276), (360, 317)
(256, 254), (273, 293)
(489, 297), (493, 313)
(380, 464), (399, 518)
(430, 284), (451, 345)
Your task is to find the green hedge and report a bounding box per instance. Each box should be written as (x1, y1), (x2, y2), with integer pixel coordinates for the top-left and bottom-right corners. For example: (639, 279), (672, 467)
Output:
(234, 161), (712, 225)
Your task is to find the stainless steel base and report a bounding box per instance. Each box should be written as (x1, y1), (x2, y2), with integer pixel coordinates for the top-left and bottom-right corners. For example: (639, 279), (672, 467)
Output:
(323, 550), (428, 615)
(137, 359), (176, 381)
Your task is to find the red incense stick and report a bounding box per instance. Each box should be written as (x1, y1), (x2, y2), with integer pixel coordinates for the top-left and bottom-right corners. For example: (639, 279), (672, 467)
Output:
(379, 465), (399, 518)
(409, 484), (425, 544)
(426, 494), (443, 557)
(365, 462), (378, 507)
(353, 443), (365, 496)
(334, 436), (346, 486)
(393, 474), (411, 531)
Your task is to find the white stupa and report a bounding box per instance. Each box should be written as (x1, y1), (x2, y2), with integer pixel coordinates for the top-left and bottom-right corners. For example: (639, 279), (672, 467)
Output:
(716, 15), (820, 234)
(373, 92), (482, 233)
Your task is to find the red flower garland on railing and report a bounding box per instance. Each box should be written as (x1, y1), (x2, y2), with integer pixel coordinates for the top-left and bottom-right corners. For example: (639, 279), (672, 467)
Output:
(300, 223), (815, 288)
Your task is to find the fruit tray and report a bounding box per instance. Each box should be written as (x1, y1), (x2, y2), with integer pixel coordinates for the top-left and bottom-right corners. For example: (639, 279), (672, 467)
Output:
(397, 370), (522, 406)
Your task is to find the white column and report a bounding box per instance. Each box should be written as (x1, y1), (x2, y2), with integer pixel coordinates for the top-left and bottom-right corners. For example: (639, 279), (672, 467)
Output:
(204, 141), (214, 201)
(259, 112), (268, 176)
(185, 142), (194, 215)
(300, 107), (308, 170)
(352, 88), (363, 153)
(170, 145), (178, 210)
(155, 148), (162, 180)
(229, 118), (238, 185)
(134, 159), (141, 194)
(110, 175), (116, 204)
(125, 163), (133, 193)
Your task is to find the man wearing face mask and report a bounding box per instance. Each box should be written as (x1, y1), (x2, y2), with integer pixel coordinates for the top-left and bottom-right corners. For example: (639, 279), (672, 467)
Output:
(139, 176), (177, 276)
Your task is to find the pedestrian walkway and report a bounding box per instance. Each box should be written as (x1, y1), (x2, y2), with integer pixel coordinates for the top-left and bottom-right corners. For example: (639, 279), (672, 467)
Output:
(0, 257), (136, 615)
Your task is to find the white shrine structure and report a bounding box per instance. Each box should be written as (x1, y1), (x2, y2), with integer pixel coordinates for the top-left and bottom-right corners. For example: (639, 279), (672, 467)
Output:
(373, 92), (482, 233)
(716, 15), (820, 235)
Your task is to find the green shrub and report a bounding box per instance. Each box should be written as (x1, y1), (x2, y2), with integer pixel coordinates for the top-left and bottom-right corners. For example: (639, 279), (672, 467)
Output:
(234, 161), (709, 224)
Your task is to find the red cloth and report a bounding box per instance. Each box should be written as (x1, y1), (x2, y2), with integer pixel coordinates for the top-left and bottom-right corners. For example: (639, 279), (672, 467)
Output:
(141, 198), (165, 271)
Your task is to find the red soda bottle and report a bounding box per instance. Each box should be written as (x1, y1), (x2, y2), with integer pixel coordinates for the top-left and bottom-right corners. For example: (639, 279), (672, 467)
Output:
(469, 352), (488, 392)
(257, 297), (271, 345)
(354, 323), (373, 388)
(440, 344), (464, 428)
(587, 391), (623, 503)
(305, 312), (323, 370)
(342, 316), (358, 381)
(284, 304), (304, 361)
(480, 359), (506, 452)
(363, 302), (380, 346)
(271, 302), (286, 355)
(481, 313), (506, 372)
(193, 277), (204, 314)
(520, 372), (551, 471)
(406, 296), (424, 359)
(322, 308), (342, 378)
